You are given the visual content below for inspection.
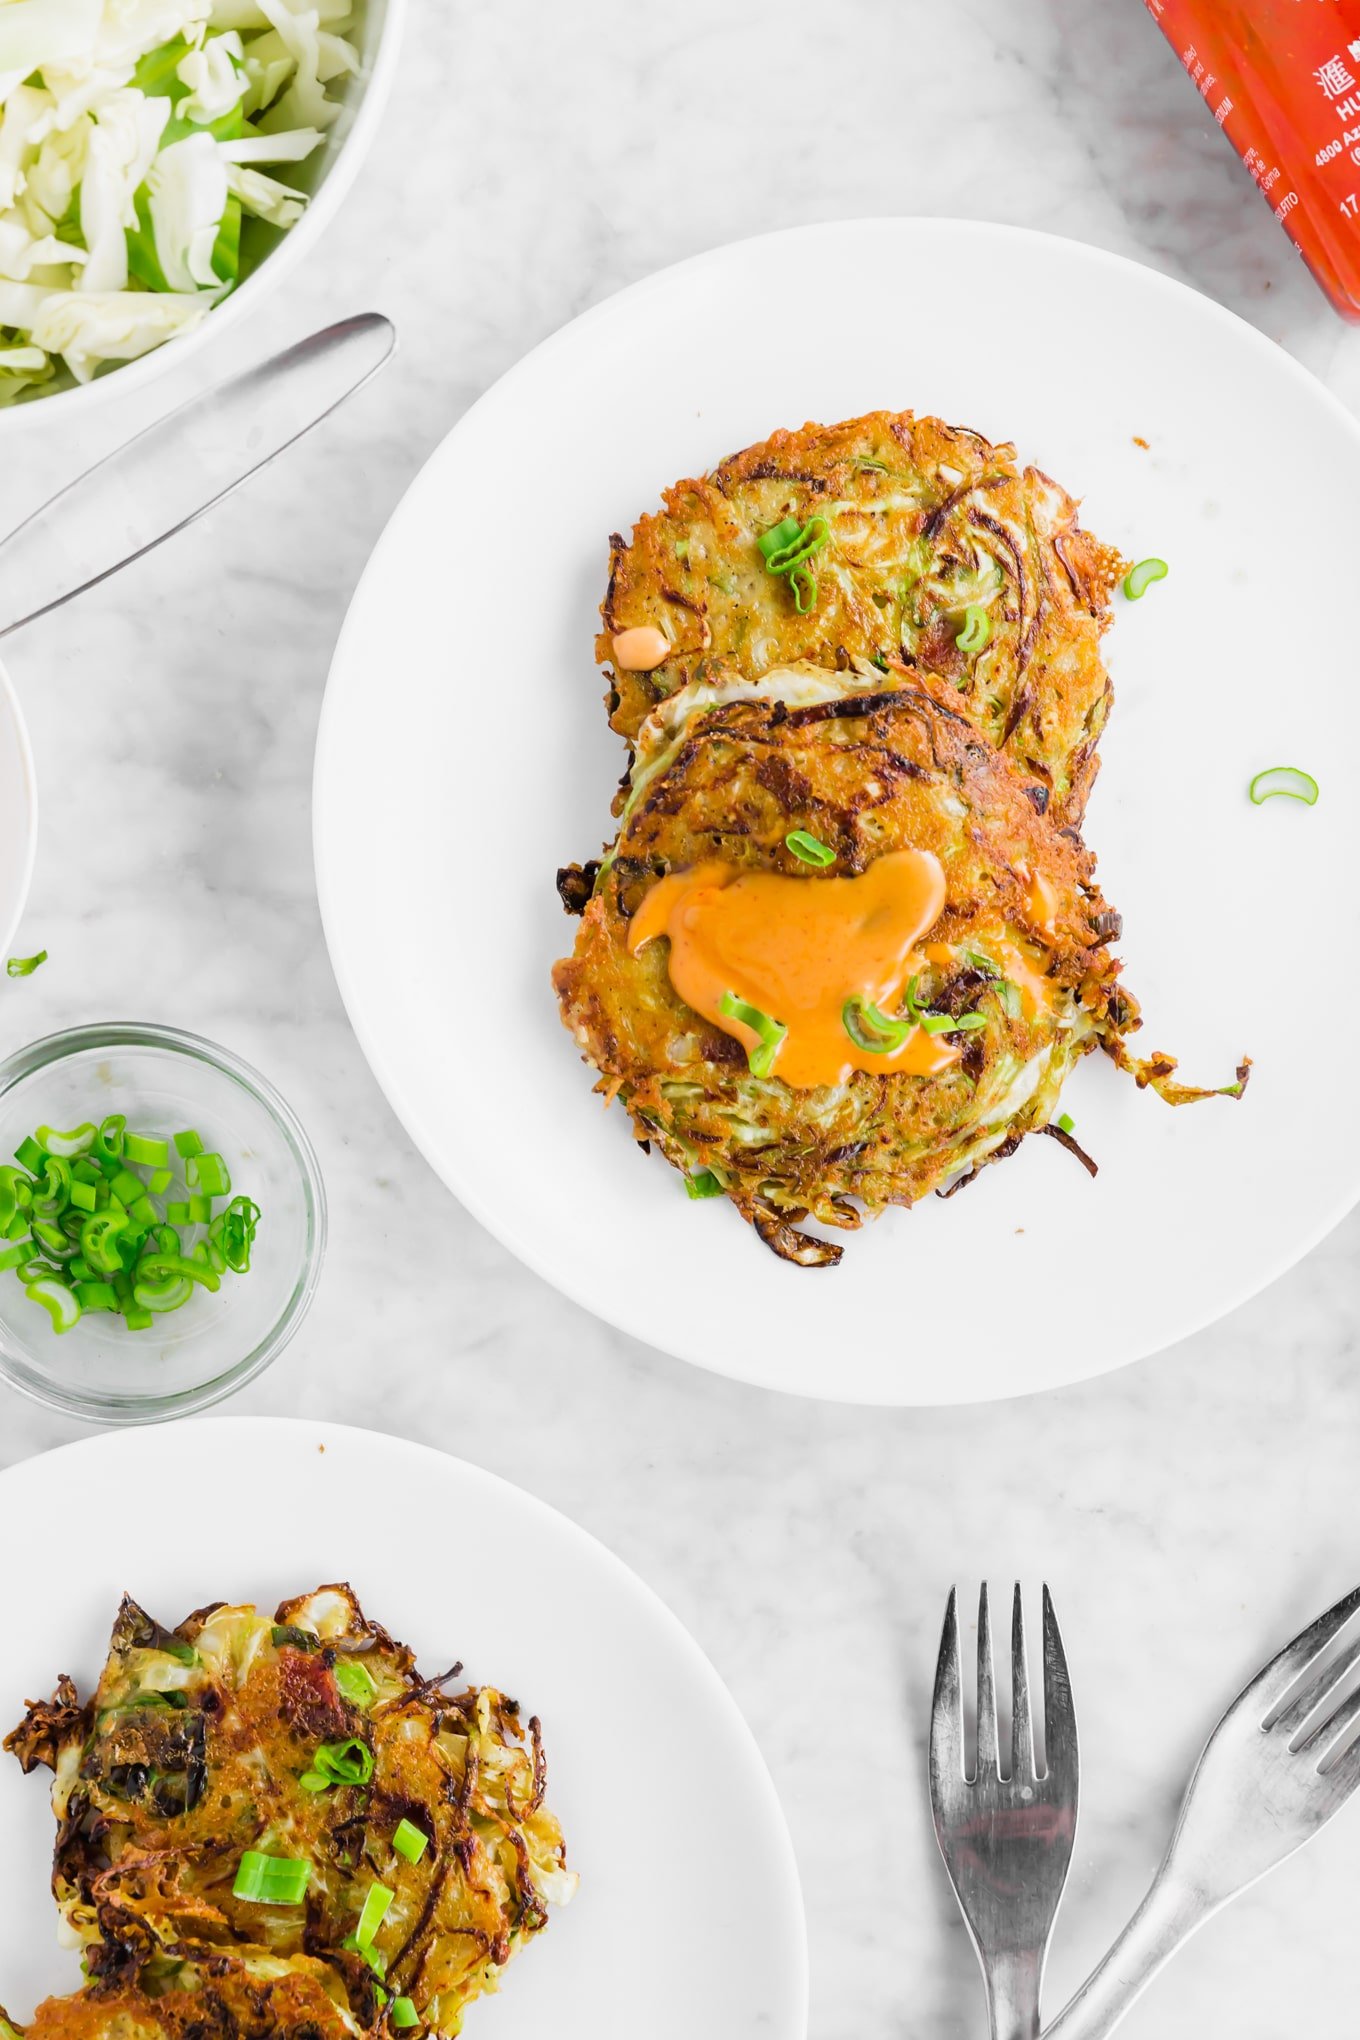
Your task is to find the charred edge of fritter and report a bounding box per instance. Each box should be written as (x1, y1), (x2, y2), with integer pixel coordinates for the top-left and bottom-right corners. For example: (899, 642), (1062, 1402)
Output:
(1039, 1122), (1099, 1177)
(1102, 1036), (1253, 1105)
(750, 1201), (843, 1269)
(4, 1672), (87, 1774)
(556, 862), (601, 915)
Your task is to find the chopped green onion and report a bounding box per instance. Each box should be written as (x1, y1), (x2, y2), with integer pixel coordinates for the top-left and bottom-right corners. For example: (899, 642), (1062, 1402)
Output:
(124, 1132), (169, 1168)
(166, 1201), (192, 1224)
(920, 1011), (988, 1035)
(757, 513), (831, 614)
(13, 1136), (42, 1173)
(233, 1849), (311, 1906)
(138, 1251), (220, 1295)
(110, 1167), (144, 1206)
(685, 1170), (723, 1200)
(842, 996), (911, 1054)
(24, 1275), (80, 1333)
(131, 1269), (194, 1314)
(148, 1167), (173, 1195)
(299, 1737), (375, 1792)
(5, 951), (46, 978)
(31, 1219), (75, 1260)
(75, 1280), (119, 1313)
(188, 1193), (213, 1225)
(391, 1818), (428, 1864)
(35, 1123), (97, 1159)
(69, 1179), (97, 1214)
(785, 829), (835, 868)
(390, 1998), (420, 2029)
(1122, 556), (1168, 600)
(272, 1624), (319, 1650)
(96, 1115), (126, 1161)
(79, 1212), (128, 1274)
(354, 1882), (393, 1951)
(186, 1151), (230, 1198)
(956, 604), (991, 653)
(964, 949), (999, 977)
(0, 1244), (29, 1272)
(995, 980), (1022, 1019)
(1056, 1112), (1075, 1134)
(31, 1156), (71, 1219)
(173, 1128), (204, 1159)
(1248, 766), (1318, 806)
(335, 1659), (377, 1708)
(717, 990), (787, 1078)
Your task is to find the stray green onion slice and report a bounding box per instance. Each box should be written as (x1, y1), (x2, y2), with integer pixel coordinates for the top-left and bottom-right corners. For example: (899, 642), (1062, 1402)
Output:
(354, 1882), (393, 1951)
(1122, 557), (1168, 600)
(842, 996), (911, 1054)
(300, 1737), (375, 1793)
(5, 951), (46, 978)
(920, 1011), (987, 1035)
(1248, 766), (1318, 806)
(718, 991), (787, 1078)
(392, 1818), (429, 1864)
(956, 604), (991, 653)
(234, 1850), (310, 1906)
(757, 514), (831, 614)
(391, 1999), (420, 2030)
(335, 1659), (377, 1708)
(685, 1170), (723, 1200)
(1056, 1112), (1075, 1134)
(785, 829), (835, 868)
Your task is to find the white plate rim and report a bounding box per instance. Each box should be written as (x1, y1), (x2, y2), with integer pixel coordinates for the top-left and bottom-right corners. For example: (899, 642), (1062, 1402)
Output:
(314, 216), (1360, 1406)
(0, 1414), (809, 2030)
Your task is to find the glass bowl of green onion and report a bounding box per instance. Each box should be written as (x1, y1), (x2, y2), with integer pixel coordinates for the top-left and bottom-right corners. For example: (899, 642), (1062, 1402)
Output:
(0, 1023), (324, 1423)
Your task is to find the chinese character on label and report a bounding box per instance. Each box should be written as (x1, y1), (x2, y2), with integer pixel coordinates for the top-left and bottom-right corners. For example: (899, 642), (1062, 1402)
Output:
(1316, 54), (1356, 99)
(1349, 40), (1360, 63)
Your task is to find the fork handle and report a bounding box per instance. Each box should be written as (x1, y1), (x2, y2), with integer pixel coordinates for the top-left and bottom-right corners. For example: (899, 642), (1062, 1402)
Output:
(985, 1949), (1044, 2040)
(1040, 1868), (1209, 2040)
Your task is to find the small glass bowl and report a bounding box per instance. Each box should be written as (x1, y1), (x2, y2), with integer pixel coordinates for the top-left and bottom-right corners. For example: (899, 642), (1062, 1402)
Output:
(0, 1023), (325, 1423)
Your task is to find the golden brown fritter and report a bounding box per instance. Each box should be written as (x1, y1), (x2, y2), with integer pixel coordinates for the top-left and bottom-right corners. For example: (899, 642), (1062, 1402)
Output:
(3, 1954), (360, 2040)
(555, 663), (1243, 1266)
(597, 411), (1125, 820)
(7, 1588), (575, 2037)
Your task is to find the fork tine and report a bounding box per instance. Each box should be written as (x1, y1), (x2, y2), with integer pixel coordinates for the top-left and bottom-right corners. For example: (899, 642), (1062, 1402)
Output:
(930, 1587), (963, 1786)
(1311, 1720), (1360, 1811)
(977, 1583), (998, 1778)
(1300, 1676), (1360, 1763)
(1255, 1585), (1360, 1722)
(1272, 1628), (1360, 1739)
(1011, 1582), (1034, 1782)
(1042, 1584), (1078, 1791)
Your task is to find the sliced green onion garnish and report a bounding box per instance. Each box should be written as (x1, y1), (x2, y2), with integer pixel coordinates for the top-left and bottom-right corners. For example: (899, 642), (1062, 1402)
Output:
(6, 950), (46, 978)
(354, 1882), (393, 1951)
(1122, 556), (1168, 600)
(35, 1123), (97, 1159)
(995, 980), (1022, 1019)
(233, 1849), (311, 1906)
(97, 1115), (126, 1161)
(31, 1156), (71, 1219)
(69, 1178), (97, 1215)
(685, 1170), (723, 1200)
(391, 1818), (429, 1864)
(24, 1276), (80, 1333)
(956, 604), (991, 653)
(173, 1128), (204, 1159)
(1056, 1112), (1075, 1134)
(13, 1135), (43, 1174)
(335, 1659), (378, 1708)
(920, 1011), (987, 1035)
(148, 1167), (173, 1195)
(75, 1279), (119, 1313)
(299, 1737), (375, 1792)
(964, 949), (999, 977)
(390, 1999), (420, 2029)
(80, 1212), (128, 1275)
(186, 1150), (230, 1197)
(1248, 766), (1318, 806)
(785, 829), (835, 868)
(842, 996), (911, 1054)
(758, 514), (831, 614)
(124, 1132), (169, 1169)
(717, 991), (787, 1078)
(0, 1245), (29, 1273)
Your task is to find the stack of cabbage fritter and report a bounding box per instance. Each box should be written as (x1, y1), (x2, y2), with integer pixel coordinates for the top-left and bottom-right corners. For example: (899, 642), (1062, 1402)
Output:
(556, 411), (1247, 1265)
(3, 1588), (575, 2040)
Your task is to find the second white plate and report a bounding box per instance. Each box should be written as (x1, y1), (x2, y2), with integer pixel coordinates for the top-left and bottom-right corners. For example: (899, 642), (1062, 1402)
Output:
(315, 218), (1360, 1404)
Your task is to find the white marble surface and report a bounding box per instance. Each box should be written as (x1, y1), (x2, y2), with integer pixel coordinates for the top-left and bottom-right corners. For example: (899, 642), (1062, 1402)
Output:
(2, 1), (1360, 2033)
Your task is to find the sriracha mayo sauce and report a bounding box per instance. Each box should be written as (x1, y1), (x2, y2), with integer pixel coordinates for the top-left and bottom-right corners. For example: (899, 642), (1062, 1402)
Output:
(1147, 0), (1360, 317)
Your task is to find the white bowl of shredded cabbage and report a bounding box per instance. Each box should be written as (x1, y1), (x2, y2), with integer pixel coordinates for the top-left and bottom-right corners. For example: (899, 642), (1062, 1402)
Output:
(0, 0), (401, 416)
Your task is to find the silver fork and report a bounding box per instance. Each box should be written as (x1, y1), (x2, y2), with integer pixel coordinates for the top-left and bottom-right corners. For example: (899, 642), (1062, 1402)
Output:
(1043, 1583), (1360, 2040)
(931, 1584), (1080, 2040)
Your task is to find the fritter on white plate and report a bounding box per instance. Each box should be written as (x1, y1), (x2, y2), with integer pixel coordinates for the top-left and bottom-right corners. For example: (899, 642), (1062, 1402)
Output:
(597, 411), (1125, 820)
(555, 662), (1245, 1267)
(6, 1587), (575, 2036)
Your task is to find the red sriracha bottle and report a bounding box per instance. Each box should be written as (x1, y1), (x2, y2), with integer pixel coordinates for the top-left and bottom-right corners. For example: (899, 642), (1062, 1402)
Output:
(1146, 0), (1360, 317)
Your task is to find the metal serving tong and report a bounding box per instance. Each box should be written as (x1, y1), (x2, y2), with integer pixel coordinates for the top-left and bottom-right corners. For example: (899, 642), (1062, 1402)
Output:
(930, 1584), (1079, 2040)
(0, 311), (396, 641)
(1042, 1583), (1360, 2039)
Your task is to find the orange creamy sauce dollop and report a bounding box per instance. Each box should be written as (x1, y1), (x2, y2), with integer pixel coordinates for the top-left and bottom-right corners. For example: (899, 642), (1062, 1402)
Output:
(628, 850), (960, 1089)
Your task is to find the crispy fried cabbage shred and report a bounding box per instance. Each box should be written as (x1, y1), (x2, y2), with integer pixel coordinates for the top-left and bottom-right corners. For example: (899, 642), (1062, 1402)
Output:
(0, 0), (356, 399)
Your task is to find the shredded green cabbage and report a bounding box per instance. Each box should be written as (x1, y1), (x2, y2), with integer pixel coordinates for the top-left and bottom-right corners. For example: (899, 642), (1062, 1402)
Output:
(0, 0), (357, 402)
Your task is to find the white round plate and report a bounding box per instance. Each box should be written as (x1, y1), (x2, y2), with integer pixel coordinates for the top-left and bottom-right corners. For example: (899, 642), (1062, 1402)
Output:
(0, 657), (38, 958)
(315, 218), (1360, 1405)
(0, 1418), (806, 2034)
